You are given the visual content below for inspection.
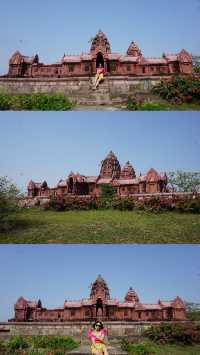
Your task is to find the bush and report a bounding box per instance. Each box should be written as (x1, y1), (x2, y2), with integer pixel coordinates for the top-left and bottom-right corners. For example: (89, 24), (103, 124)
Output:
(7, 335), (29, 351)
(32, 336), (80, 350)
(127, 97), (139, 110)
(0, 92), (73, 111)
(176, 198), (200, 214)
(121, 338), (155, 354)
(153, 76), (200, 104)
(0, 92), (12, 110)
(112, 197), (135, 211)
(0, 176), (20, 232)
(144, 323), (200, 345)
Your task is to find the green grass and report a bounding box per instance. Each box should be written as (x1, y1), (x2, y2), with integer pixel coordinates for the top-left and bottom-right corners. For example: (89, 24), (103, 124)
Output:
(126, 100), (200, 111)
(126, 342), (200, 354)
(0, 209), (200, 243)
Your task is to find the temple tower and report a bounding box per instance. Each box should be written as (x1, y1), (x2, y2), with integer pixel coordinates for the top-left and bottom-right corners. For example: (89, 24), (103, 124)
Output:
(100, 151), (121, 179)
(124, 287), (140, 304)
(90, 30), (111, 72)
(120, 161), (136, 179)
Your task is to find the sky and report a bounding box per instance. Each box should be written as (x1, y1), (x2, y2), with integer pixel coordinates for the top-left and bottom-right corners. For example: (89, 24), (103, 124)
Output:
(0, 244), (199, 321)
(0, 112), (200, 192)
(0, 0), (200, 74)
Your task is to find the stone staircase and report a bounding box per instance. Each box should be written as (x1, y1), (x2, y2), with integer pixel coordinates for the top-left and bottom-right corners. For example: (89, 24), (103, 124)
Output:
(77, 78), (112, 106)
(68, 344), (127, 355)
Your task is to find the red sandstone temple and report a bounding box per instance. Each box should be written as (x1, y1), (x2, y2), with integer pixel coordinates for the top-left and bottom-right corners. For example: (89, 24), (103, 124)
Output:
(13, 275), (186, 322)
(27, 151), (167, 199)
(7, 30), (192, 78)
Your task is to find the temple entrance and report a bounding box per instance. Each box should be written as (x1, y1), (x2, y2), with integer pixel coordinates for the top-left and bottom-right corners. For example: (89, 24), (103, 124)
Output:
(76, 182), (89, 195)
(96, 298), (103, 318)
(166, 308), (173, 321)
(68, 177), (74, 193)
(96, 52), (104, 68)
(21, 63), (28, 76)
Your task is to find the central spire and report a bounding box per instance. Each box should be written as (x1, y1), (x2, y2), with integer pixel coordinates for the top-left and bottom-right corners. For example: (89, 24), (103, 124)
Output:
(100, 151), (121, 179)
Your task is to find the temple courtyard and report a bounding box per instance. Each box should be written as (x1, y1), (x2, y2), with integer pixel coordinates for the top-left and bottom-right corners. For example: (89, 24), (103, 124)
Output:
(0, 209), (200, 244)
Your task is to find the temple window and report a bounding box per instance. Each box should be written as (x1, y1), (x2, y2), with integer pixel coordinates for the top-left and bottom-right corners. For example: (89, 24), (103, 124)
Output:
(85, 65), (89, 72)
(71, 310), (75, 316)
(126, 65), (131, 71)
(124, 309), (128, 316)
(142, 67), (146, 74)
(138, 312), (141, 319)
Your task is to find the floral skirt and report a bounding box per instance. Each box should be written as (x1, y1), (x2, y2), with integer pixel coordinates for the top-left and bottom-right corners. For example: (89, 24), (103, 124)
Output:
(95, 73), (104, 81)
(91, 342), (106, 354)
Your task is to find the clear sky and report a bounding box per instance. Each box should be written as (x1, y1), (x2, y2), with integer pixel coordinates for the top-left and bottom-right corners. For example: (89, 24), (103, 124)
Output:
(0, 112), (200, 192)
(0, 0), (200, 74)
(0, 245), (199, 321)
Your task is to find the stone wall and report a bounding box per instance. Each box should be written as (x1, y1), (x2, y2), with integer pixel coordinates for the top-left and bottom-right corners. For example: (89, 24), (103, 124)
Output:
(20, 192), (200, 209)
(0, 321), (195, 341)
(0, 76), (170, 105)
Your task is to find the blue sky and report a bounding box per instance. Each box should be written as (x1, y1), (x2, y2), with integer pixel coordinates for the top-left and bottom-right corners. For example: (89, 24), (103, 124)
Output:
(0, 0), (200, 74)
(0, 245), (199, 321)
(0, 112), (200, 192)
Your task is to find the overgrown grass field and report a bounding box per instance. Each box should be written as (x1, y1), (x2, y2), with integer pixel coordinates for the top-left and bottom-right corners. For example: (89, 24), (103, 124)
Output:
(125, 342), (200, 354)
(1, 209), (200, 243)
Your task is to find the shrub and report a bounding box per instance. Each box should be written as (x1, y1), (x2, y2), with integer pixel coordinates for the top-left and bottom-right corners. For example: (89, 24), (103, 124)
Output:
(0, 92), (12, 110)
(121, 338), (155, 354)
(144, 323), (200, 345)
(0, 340), (6, 353)
(153, 76), (200, 103)
(112, 197), (135, 211)
(0, 92), (73, 110)
(127, 97), (139, 110)
(32, 336), (80, 350)
(176, 198), (200, 214)
(7, 335), (29, 351)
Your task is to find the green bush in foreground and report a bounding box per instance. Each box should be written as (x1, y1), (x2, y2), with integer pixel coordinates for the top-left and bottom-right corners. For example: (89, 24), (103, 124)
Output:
(126, 97), (170, 111)
(0, 336), (80, 354)
(152, 76), (200, 104)
(32, 335), (80, 350)
(144, 323), (200, 345)
(0, 92), (73, 110)
(7, 335), (29, 351)
(121, 338), (155, 354)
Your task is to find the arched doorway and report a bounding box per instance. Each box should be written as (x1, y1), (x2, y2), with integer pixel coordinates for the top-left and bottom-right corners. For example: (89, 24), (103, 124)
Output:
(96, 52), (104, 68)
(96, 298), (103, 317)
(68, 177), (74, 193)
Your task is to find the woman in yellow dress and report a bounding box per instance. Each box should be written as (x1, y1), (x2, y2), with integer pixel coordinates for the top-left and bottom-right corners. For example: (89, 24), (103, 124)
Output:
(94, 64), (105, 89)
(88, 321), (109, 355)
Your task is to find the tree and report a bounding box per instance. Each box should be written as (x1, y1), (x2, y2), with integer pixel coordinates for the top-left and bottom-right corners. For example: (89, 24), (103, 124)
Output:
(0, 176), (20, 231)
(167, 171), (200, 192)
(99, 184), (117, 199)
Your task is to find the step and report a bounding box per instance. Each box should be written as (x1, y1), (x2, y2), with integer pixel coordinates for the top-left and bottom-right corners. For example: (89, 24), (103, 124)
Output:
(68, 345), (127, 355)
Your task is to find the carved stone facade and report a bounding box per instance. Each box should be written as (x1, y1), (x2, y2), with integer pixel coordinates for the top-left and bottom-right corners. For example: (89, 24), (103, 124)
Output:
(13, 275), (186, 322)
(27, 151), (167, 199)
(6, 30), (192, 78)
